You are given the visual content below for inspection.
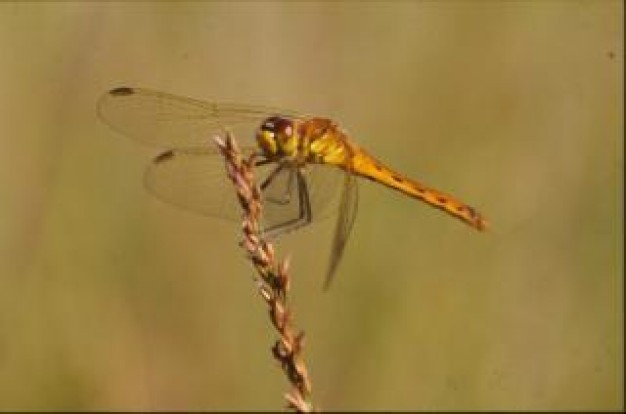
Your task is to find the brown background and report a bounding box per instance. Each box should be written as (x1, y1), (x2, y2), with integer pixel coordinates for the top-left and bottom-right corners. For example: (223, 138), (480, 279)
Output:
(0, 1), (622, 410)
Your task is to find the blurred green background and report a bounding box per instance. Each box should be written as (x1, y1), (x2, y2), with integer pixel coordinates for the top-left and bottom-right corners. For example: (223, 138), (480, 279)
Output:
(0, 1), (622, 410)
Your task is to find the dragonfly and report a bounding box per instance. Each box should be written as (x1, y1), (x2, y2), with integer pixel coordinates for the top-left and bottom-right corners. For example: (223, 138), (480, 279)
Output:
(98, 87), (487, 288)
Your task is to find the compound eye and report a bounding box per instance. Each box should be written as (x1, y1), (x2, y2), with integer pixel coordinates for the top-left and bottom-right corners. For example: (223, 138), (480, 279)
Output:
(262, 116), (293, 137)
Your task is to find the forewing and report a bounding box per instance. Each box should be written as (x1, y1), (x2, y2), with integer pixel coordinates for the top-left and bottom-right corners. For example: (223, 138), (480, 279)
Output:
(98, 87), (302, 148)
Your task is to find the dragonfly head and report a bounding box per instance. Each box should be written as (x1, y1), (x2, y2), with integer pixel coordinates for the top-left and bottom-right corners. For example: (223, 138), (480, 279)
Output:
(256, 116), (298, 158)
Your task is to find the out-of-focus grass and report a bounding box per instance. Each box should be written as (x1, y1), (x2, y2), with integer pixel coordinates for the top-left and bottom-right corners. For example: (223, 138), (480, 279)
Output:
(0, 1), (622, 411)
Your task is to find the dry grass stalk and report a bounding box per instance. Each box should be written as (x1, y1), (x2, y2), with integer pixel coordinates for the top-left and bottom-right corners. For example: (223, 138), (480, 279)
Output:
(215, 133), (314, 412)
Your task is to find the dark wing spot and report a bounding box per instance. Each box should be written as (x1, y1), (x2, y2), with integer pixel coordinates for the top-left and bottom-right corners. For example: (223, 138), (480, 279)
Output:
(456, 205), (466, 212)
(154, 150), (175, 163)
(437, 196), (448, 204)
(110, 87), (134, 96)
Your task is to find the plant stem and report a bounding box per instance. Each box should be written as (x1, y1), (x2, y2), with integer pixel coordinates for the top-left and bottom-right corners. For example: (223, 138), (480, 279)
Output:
(215, 133), (315, 412)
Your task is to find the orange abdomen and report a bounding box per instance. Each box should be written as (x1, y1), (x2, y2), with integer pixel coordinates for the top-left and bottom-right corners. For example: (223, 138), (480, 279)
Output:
(348, 149), (487, 231)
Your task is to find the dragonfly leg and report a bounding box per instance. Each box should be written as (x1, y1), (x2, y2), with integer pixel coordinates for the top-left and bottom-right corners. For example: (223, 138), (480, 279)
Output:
(261, 163), (295, 205)
(264, 168), (312, 239)
(255, 158), (273, 167)
(260, 163), (284, 191)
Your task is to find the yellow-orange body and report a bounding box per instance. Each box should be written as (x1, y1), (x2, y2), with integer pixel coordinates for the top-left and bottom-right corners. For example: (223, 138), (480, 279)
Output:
(99, 86), (487, 286)
(257, 117), (486, 231)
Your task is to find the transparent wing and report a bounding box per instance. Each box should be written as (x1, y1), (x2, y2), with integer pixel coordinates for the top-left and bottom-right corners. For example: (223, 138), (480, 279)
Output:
(144, 147), (249, 220)
(145, 147), (347, 227)
(323, 172), (359, 289)
(97, 87), (303, 148)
